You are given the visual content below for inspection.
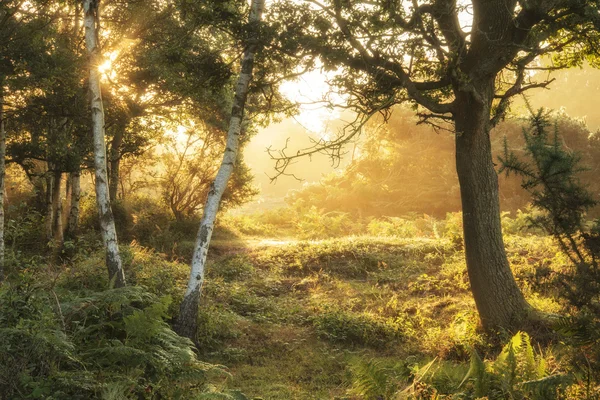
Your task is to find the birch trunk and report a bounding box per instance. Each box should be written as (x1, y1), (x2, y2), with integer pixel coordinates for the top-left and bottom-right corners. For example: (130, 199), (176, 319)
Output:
(176, 0), (265, 339)
(84, 0), (125, 287)
(0, 82), (5, 281)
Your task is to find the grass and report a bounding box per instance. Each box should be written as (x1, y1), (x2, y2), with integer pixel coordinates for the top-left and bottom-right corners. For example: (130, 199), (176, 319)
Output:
(184, 232), (568, 398)
(10, 212), (581, 398)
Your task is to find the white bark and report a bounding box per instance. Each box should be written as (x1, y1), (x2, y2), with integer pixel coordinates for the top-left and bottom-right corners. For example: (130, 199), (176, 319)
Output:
(177, 0), (265, 338)
(0, 83), (5, 280)
(84, 0), (125, 287)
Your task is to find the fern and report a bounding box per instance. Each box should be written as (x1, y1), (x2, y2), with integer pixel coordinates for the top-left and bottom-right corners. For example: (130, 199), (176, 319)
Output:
(0, 283), (241, 399)
(350, 332), (571, 399)
(349, 359), (408, 399)
(459, 347), (489, 397)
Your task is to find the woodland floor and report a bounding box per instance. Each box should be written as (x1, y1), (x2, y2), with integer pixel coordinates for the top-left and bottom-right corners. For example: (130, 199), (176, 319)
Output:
(194, 234), (562, 399)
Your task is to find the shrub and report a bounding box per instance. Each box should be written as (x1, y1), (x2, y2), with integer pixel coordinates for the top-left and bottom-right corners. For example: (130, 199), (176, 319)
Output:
(442, 212), (464, 247)
(367, 217), (419, 238)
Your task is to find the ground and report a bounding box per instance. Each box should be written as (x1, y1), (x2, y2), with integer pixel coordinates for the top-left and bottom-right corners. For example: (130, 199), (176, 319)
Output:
(188, 233), (564, 399)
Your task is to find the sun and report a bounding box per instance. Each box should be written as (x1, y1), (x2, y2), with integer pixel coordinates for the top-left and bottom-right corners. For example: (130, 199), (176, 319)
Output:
(98, 51), (119, 81)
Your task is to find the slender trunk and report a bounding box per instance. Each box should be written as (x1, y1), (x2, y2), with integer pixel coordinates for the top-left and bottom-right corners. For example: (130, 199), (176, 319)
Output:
(0, 83), (5, 281)
(52, 171), (64, 245)
(66, 170), (81, 239)
(176, 0), (265, 340)
(44, 171), (54, 241)
(109, 127), (123, 202)
(64, 174), (72, 230)
(454, 80), (530, 331)
(84, 0), (125, 287)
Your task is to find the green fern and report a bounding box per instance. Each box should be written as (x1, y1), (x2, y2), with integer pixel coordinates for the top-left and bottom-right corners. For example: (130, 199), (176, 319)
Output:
(0, 282), (242, 399)
(349, 359), (409, 399)
(350, 332), (571, 399)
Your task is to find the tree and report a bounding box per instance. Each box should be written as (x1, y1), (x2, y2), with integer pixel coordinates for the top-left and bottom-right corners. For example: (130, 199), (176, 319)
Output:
(0, 0), (55, 277)
(269, 0), (600, 330)
(176, 0), (266, 340)
(160, 122), (257, 222)
(500, 110), (600, 312)
(83, 0), (125, 287)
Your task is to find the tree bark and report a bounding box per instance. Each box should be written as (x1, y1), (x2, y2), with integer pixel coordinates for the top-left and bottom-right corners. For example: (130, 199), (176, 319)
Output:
(176, 0), (265, 340)
(64, 173), (72, 229)
(454, 79), (531, 331)
(52, 170), (64, 246)
(44, 171), (54, 241)
(109, 127), (123, 202)
(65, 170), (81, 239)
(0, 82), (6, 281)
(84, 0), (125, 288)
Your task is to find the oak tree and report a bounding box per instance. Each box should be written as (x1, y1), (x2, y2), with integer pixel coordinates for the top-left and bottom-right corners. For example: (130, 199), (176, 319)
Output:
(271, 0), (600, 329)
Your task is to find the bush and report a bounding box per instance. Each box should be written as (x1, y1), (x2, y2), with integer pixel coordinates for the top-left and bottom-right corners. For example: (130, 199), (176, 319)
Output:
(367, 217), (418, 237)
(442, 212), (464, 247)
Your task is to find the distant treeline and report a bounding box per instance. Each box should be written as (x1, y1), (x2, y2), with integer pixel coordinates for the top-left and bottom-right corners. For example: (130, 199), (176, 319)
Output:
(286, 108), (600, 219)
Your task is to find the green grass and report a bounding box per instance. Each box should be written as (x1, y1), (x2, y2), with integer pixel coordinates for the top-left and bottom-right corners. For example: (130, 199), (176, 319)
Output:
(6, 222), (581, 398)
(184, 233), (569, 398)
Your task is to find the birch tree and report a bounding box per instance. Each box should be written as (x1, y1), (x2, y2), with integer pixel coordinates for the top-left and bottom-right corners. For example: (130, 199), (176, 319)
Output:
(83, 0), (125, 287)
(176, 0), (265, 340)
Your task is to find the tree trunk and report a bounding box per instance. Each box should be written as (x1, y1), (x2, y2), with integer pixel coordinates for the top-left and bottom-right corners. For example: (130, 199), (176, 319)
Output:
(0, 83), (6, 281)
(109, 127), (123, 202)
(84, 0), (125, 288)
(65, 170), (81, 239)
(52, 170), (64, 246)
(64, 173), (72, 230)
(176, 0), (265, 340)
(44, 171), (54, 241)
(454, 80), (531, 331)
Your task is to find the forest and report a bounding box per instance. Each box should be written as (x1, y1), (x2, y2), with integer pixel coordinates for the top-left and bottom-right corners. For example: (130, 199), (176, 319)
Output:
(1, 0), (600, 399)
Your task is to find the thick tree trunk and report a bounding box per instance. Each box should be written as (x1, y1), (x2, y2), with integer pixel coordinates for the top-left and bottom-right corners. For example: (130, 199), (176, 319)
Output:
(454, 81), (531, 331)
(109, 127), (123, 202)
(0, 83), (5, 281)
(84, 0), (125, 287)
(176, 0), (265, 340)
(65, 170), (81, 239)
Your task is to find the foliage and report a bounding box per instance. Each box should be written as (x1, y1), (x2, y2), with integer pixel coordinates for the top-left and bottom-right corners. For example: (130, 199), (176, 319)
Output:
(312, 306), (406, 348)
(0, 282), (235, 399)
(499, 110), (600, 311)
(280, 108), (600, 220)
(500, 110), (600, 389)
(350, 332), (571, 400)
(159, 126), (258, 222)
